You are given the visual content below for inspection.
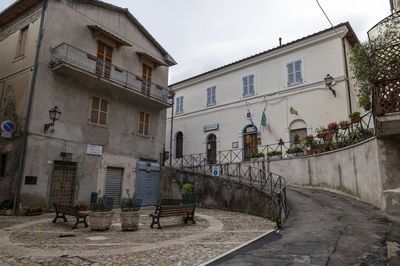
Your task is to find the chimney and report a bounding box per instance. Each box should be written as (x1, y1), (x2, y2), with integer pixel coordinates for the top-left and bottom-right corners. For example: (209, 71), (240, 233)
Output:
(279, 37), (282, 46)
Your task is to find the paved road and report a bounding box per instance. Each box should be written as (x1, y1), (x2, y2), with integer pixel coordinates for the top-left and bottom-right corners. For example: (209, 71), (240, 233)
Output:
(211, 186), (400, 265)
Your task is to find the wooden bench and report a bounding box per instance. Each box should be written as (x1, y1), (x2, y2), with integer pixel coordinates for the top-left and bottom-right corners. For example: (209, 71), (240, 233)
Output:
(154, 198), (182, 213)
(150, 204), (196, 229)
(52, 204), (88, 229)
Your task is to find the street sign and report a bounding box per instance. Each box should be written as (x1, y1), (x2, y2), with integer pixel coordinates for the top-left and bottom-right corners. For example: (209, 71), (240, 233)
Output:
(212, 166), (220, 177)
(87, 144), (103, 155)
(1, 120), (16, 133)
(1, 132), (12, 138)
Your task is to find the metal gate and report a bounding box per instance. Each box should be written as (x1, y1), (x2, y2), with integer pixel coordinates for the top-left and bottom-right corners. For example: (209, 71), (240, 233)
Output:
(49, 161), (77, 207)
(104, 167), (124, 208)
(136, 162), (160, 206)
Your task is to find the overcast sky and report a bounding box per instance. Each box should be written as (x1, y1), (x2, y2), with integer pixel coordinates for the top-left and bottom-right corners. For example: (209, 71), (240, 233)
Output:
(0, 0), (392, 84)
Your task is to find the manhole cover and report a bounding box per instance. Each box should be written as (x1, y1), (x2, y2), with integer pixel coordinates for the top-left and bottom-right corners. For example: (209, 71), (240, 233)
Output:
(87, 236), (109, 241)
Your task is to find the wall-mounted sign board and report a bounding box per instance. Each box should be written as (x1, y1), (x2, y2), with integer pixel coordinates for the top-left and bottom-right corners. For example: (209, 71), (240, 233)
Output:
(203, 123), (219, 132)
(87, 144), (103, 156)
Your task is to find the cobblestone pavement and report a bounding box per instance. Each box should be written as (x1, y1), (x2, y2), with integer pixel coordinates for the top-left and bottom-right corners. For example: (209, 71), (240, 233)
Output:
(0, 207), (274, 265)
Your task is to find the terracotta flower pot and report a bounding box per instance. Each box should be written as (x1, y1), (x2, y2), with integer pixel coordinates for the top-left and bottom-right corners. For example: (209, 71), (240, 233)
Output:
(351, 116), (361, 123)
(26, 211), (42, 216)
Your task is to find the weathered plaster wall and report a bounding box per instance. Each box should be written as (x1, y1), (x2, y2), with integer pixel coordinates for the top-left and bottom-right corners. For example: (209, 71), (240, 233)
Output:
(159, 167), (275, 218)
(268, 138), (383, 208)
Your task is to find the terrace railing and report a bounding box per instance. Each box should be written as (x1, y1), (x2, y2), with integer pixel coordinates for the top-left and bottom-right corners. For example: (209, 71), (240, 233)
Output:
(51, 43), (172, 105)
(167, 111), (375, 166)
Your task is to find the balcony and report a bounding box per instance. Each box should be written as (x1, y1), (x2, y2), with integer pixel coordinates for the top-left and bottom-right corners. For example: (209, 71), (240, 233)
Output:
(50, 43), (172, 108)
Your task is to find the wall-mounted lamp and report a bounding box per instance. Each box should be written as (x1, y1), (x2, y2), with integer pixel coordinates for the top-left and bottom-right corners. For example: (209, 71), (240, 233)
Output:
(324, 74), (336, 97)
(44, 106), (61, 133)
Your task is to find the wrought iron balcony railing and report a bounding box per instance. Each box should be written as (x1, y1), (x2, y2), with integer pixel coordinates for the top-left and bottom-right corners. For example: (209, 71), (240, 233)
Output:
(51, 43), (172, 105)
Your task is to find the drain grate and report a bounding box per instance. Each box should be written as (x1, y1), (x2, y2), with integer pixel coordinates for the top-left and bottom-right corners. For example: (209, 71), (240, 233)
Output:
(59, 234), (76, 238)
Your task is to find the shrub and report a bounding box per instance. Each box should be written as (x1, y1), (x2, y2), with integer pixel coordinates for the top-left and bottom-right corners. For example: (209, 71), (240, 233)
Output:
(267, 151), (282, 157)
(349, 112), (361, 119)
(286, 147), (304, 154)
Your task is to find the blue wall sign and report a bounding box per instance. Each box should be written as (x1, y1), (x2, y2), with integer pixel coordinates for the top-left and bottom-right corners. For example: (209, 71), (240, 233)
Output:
(1, 120), (16, 133)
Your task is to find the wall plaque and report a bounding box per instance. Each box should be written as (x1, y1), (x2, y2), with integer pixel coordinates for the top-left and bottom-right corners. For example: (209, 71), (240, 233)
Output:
(87, 144), (103, 156)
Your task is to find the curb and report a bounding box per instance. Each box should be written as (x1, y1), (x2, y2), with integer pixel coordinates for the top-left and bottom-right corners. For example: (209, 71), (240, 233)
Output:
(199, 229), (276, 266)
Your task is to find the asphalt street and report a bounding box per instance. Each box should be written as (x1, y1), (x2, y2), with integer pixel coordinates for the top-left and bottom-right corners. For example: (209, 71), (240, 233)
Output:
(211, 186), (400, 265)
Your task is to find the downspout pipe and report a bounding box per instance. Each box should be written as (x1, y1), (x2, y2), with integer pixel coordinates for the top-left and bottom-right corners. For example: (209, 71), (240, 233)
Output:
(169, 94), (174, 167)
(342, 37), (353, 115)
(13, 0), (48, 216)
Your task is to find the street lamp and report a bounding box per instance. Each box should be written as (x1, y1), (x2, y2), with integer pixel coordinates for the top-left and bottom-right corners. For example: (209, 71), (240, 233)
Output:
(44, 106), (61, 133)
(324, 74), (336, 97)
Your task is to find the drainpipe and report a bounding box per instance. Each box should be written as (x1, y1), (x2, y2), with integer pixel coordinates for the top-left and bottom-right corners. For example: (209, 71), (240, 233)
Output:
(13, 0), (48, 216)
(169, 94), (174, 168)
(342, 37), (353, 115)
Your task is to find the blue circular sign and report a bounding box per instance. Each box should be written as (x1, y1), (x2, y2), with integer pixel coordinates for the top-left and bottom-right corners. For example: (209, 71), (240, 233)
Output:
(213, 170), (218, 176)
(1, 120), (16, 133)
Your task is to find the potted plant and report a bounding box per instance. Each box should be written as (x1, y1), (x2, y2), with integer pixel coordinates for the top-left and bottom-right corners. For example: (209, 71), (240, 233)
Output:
(339, 120), (350, 130)
(180, 179), (200, 204)
(316, 127), (327, 139)
(305, 135), (314, 141)
(0, 200), (13, 216)
(250, 152), (265, 161)
(286, 147), (304, 157)
(89, 195), (114, 231)
(305, 139), (317, 155)
(75, 203), (88, 212)
(267, 150), (282, 160)
(349, 112), (361, 123)
(120, 189), (141, 231)
(26, 206), (45, 216)
(278, 138), (284, 146)
(327, 122), (338, 133)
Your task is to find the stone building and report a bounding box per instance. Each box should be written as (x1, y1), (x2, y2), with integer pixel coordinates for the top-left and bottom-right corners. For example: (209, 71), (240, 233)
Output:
(0, 0), (175, 211)
(166, 23), (361, 162)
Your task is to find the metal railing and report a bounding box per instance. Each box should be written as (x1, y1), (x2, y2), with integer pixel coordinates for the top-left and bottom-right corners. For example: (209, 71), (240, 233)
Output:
(51, 43), (172, 105)
(167, 111), (375, 166)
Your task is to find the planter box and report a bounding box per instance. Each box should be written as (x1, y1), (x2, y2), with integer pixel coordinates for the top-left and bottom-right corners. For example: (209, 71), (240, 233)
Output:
(89, 211), (114, 231)
(286, 153), (304, 158)
(0, 209), (12, 216)
(251, 157), (264, 162)
(351, 116), (361, 123)
(120, 211), (140, 231)
(268, 155), (281, 160)
(182, 194), (196, 204)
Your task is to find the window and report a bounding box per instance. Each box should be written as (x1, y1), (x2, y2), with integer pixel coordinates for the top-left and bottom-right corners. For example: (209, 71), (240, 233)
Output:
(242, 74), (255, 97)
(206, 86), (216, 106)
(142, 64), (152, 96)
(290, 128), (307, 143)
(96, 41), (113, 78)
(287, 60), (303, 86)
(175, 132), (183, 158)
(0, 154), (6, 177)
(90, 96), (109, 126)
(176, 96), (184, 114)
(16, 26), (28, 58)
(138, 112), (150, 136)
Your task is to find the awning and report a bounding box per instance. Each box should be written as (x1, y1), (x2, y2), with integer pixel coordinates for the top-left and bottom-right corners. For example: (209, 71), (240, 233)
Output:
(137, 52), (167, 66)
(87, 25), (131, 47)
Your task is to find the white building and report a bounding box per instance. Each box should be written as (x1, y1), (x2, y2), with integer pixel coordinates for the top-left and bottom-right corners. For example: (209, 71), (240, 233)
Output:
(166, 22), (361, 162)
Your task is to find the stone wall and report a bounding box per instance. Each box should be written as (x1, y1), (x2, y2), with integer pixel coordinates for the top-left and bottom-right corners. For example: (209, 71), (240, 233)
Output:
(159, 167), (275, 218)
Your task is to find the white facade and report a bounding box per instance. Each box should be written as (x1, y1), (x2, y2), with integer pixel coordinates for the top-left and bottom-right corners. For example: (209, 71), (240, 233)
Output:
(166, 23), (361, 159)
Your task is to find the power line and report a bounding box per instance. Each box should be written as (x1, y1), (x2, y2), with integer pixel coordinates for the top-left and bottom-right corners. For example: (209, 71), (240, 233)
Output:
(315, 0), (341, 38)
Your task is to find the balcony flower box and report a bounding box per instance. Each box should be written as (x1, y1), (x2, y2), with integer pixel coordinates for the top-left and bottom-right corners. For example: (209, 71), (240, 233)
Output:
(87, 54), (97, 61)
(349, 112), (361, 123)
(156, 84), (164, 90)
(136, 76), (143, 81)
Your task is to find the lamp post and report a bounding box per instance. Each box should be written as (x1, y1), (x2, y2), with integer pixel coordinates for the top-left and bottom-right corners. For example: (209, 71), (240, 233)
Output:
(44, 106), (62, 133)
(324, 74), (336, 97)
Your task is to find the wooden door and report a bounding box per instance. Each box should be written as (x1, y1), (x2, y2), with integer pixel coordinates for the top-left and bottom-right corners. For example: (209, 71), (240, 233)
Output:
(243, 133), (258, 161)
(176, 132), (183, 158)
(207, 134), (217, 164)
(49, 161), (77, 207)
(142, 64), (152, 96)
(96, 41), (113, 78)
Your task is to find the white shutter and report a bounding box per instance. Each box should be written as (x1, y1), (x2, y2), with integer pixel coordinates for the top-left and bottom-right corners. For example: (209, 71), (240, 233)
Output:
(249, 75), (254, 95)
(287, 62), (294, 85)
(243, 77), (248, 96)
(211, 86), (216, 104)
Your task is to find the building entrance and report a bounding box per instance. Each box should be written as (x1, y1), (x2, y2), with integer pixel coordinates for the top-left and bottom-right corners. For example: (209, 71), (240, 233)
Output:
(207, 134), (217, 164)
(243, 125), (258, 161)
(49, 161), (77, 207)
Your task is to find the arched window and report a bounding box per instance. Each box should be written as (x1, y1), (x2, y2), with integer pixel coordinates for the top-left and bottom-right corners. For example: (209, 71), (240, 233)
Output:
(175, 132), (183, 158)
(289, 120), (307, 143)
(207, 134), (217, 164)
